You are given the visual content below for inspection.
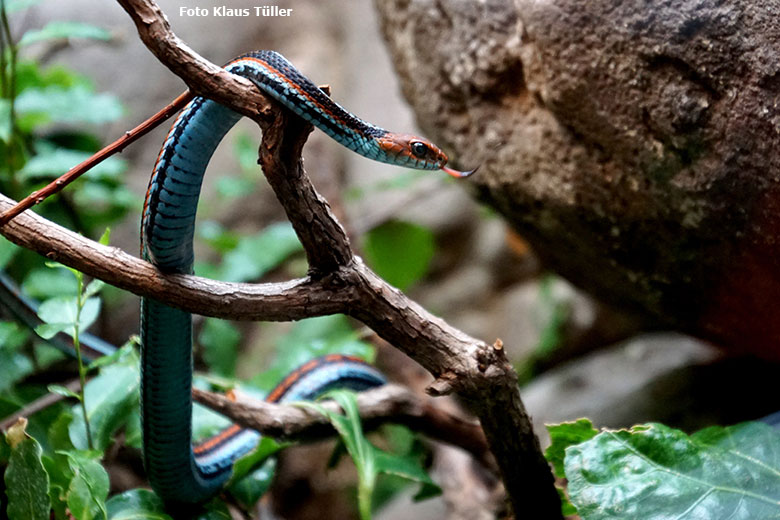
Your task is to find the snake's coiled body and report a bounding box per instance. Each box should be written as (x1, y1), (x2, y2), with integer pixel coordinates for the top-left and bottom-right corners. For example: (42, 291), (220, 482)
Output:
(139, 51), (466, 505)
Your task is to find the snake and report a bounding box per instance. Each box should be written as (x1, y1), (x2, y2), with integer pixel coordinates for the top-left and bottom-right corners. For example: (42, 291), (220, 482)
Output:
(140, 51), (473, 506)
(0, 50), (474, 507)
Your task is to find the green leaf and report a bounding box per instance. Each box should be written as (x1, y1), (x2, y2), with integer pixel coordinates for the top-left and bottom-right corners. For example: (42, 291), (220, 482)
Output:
(4, 420), (51, 520)
(106, 489), (172, 520)
(16, 85), (123, 128)
(35, 295), (100, 339)
(545, 418), (598, 478)
(373, 449), (440, 501)
(565, 421), (780, 520)
(0, 236), (20, 268)
(301, 391), (439, 519)
(228, 436), (284, 486)
(68, 351), (140, 451)
(216, 223), (302, 283)
(19, 21), (112, 47)
(84, 279), (105, 300)
(228, 458), (277, 509)
(251, 315), (374, 391)
(97, 228), (111, 246)
(34, 322), (68, 340)
(199, 318), (240, 378)
(18, 146), (126, 183)
(48, 384), (81, 400)
(545, 418), (597, 516)
(363, 220), (435, 291)
(48, 410), (76, 452)
(59, 450), (109, 520)
(22, 267), (79, 299)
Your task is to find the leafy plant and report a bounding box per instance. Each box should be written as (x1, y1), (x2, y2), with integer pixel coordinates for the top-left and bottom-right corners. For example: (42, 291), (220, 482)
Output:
(301, 391), (440, 520)
(546, 419), (780, 519)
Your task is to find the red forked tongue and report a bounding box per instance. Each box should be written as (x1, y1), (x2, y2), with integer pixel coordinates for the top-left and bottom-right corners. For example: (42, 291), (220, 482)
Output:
(442, 165), (479, 178)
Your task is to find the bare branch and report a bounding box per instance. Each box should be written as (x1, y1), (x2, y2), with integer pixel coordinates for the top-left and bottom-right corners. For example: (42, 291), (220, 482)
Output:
(0, 193), (351, 322)
(193, 384), (497, 472)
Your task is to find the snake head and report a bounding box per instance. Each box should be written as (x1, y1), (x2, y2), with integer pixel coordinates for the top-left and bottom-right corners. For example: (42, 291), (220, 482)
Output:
(376, 133), (477, 178)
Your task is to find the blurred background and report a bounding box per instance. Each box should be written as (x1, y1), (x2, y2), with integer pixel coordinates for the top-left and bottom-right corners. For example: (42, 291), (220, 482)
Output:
(3, 1), (779, 518)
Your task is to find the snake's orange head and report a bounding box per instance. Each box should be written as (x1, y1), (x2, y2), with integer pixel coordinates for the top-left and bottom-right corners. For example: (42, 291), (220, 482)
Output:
(376, 133), (477, 178)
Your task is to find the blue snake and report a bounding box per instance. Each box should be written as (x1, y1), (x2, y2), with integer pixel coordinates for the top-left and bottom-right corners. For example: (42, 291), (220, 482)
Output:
(140, 51), (472, 505)
(0, 50), (473, 507)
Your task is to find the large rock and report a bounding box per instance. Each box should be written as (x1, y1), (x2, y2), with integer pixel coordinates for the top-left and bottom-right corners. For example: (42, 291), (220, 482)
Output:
(375, 0), (780, 358)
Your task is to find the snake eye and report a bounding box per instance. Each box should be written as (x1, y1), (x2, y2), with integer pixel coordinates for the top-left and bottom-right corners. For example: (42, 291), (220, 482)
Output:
(411, 141), (429, 158)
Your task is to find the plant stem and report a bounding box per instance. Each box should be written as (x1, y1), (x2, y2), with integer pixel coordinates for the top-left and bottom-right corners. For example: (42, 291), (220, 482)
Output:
(0, 0), (19, 183)
(73, 270), (93, 450)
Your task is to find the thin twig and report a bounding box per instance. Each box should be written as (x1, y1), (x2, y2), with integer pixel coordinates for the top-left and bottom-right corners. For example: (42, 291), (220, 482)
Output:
(0, 378), (80, 431)
(0, 90), (194, 226)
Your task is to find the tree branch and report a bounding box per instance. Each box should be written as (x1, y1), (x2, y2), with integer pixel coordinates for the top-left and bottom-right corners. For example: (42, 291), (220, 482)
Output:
(0, 0), (564, 516)
(193, 384), (497, 472)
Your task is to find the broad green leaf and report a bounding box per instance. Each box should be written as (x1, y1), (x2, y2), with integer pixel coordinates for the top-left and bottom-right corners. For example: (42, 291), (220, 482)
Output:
(106, 489), (172, 519)
(15, 60), (84, 93)
(228, 458), (277, 509)
(84, 279), (105, 300)
(372, 449), (440, 501)
(16, 85), (123, 128)
(545, 419), (597, 516)
(228, 436), (284, 486)
(19, 21), (111, 47)
(18, 147), (126, 182)
(199, 318), (240, 377)
(251, 315), (374, 391)
(123, 410), (142, 450)
(42, 452), (74, 520)
(68, 351), (140, 451)
(23, 267), (79, 299)
(35, 295), (100, 339)
(4, 420), (51, 520)
(48, 410), (75, 452)
(196, 500), (232, 520)
(565, 421), (780, 520)
(363, 220), (435, 291)
(216, 222), (302, 282)
(545, 418), (598, 478)
(60, 450), (109, 520)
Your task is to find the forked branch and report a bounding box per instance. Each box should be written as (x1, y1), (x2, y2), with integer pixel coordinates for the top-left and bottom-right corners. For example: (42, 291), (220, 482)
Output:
(0, 0), (564, 516)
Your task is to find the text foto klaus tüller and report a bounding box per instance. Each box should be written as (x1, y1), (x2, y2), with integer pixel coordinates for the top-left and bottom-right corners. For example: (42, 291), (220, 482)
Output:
(180, 6), (293, 17)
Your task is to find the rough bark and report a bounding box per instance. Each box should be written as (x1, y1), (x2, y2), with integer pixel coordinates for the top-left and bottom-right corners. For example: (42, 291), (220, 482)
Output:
(375, 0), (780, 359)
